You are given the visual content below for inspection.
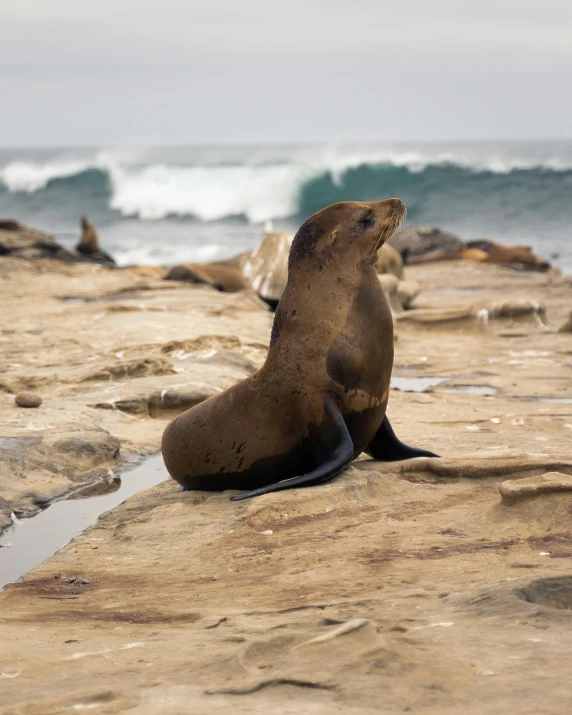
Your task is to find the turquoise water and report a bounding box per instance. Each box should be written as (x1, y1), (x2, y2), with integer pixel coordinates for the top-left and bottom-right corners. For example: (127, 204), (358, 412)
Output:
(1, 141), (571, 271)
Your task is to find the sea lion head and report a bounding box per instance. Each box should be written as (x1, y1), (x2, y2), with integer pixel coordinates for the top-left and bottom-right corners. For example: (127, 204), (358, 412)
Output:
(289, 198), (406, 270)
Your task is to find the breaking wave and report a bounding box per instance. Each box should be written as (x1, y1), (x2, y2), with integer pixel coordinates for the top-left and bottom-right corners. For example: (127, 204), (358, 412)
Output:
(1, 147), (571, 225)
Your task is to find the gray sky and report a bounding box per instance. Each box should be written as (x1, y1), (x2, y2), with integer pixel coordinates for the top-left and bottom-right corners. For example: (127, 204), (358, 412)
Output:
(1, 0), (571, 146)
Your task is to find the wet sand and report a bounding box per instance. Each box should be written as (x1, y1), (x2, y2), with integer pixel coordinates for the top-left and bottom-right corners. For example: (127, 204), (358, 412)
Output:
(1, 255), (571, 713)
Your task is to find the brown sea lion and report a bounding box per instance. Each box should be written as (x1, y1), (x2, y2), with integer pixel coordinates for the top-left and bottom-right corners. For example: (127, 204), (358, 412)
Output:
(162, 199), (438, 501)
(241, 231), (294, 309)
(465, 240), (550, 271)
(164, 263), (249, 292)
(375, 242), (404, 279)
(389, 225), (465, 263)
(76, 217), (116, 266)
(407, 240), (550, 272)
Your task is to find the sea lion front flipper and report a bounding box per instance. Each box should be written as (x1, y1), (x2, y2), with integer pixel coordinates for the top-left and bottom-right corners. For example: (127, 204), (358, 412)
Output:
(230, 397), (354, 501)
(366, 415), (439, 461)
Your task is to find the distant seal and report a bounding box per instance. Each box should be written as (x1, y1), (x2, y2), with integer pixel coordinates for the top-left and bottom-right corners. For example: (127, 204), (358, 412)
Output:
(375, 242), (404, 279)
(410, 240), (550, 272)
(162, 199), (438, 501)
(164, 263), (249, 292)
(76, 217), (116, 266)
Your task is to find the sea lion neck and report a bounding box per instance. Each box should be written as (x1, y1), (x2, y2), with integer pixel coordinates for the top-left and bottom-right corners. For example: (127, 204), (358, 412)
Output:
(266, 262), (379, 363)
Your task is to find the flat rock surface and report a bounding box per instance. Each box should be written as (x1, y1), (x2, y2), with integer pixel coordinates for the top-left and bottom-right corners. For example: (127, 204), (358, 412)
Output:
(1, 256), (572, 713)
(500, 471), (572, 504)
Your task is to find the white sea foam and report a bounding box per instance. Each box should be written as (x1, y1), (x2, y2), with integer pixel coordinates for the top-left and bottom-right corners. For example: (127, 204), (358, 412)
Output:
(0, 160), (93, 193)
(107, 162), (320, 222)
(1, 145), (570, 224)
(0, 151), (118, 193)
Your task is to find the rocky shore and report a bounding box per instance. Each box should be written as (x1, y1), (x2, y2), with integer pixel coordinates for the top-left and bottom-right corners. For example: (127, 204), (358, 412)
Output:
(1, 244), (572, 713)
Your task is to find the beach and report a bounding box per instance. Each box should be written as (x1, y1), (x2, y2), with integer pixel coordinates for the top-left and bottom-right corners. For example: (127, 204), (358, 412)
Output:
(1, 244), (571, 712)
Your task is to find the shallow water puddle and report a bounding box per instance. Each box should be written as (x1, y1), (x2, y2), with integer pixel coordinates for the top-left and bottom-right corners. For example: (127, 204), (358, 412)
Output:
(0, 455), (168, 590)
(391, 375), (498, 396)
(438, 385), (498, 396)
(390, 376), (449, 392)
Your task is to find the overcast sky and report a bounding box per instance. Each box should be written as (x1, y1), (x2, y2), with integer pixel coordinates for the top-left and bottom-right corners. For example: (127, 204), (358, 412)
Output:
(1, 0), (571, 146)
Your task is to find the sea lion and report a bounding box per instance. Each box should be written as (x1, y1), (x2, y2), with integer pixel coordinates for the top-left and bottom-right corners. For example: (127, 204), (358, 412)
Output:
(375, 242), (404, 279)
(76, 217), (116, 266)
(164, 263), (249, 292)
(465, 240), (550, 271)
(389, 225), (465, 263)
(409, 241), (550, 272)
(162, 199), (438, 501)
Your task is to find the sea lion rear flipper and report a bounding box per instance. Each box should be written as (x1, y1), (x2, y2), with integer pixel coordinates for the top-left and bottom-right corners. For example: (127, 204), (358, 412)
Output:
(366, 415), (439, 461)
(230, 397), (354, 501)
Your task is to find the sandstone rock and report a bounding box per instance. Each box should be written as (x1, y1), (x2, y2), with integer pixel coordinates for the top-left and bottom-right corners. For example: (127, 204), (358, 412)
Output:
(375, 243), (404, 279)
(396, 298), (545, 329)
(396, 306), (475, 326)
(559, 311), (572, 333)
(396, 280), (420, 310)
(242, 231), (293, 306)
(499, 472), (572, 505)
(389, 225), (465, 262)
(210, 251), (251, 269)
(354, 452), (572, 482)
(81, 357), (175, 382)
(14, 392), (42, 408)
(1, 241), (572, 714)
(486, 299), (545, 319)
(0, 222), (77, 262)
(0, 429), (120, 525)
(120, 265), (167, 279)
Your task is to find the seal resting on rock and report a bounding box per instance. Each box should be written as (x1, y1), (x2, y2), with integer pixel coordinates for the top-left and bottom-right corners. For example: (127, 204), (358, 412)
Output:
(164, 263), (249, 292)
(76, 217), (116, 267)
(162, 199), (438, 501)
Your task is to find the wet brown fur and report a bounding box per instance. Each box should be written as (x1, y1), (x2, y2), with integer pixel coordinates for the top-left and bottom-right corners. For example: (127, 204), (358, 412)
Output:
(162, 199), (405, 492)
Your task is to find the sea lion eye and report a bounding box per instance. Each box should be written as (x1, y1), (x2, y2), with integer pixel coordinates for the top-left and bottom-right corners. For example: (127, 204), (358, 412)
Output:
(361, 211), (373, 227)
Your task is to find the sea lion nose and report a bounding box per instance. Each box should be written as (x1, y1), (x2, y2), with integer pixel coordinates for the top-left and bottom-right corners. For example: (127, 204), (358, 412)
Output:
(374, 198), (405, 211)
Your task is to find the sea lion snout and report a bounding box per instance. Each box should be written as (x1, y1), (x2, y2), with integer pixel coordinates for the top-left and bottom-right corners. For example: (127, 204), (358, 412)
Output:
(288, 198), (407, 269)
(372, 198), (406, 225)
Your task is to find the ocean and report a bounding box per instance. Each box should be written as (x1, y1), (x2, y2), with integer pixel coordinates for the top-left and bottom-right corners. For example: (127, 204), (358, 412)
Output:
(1, 141), (571, 271)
